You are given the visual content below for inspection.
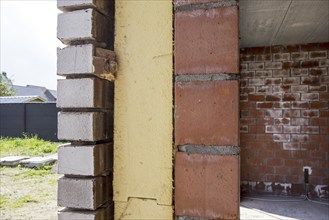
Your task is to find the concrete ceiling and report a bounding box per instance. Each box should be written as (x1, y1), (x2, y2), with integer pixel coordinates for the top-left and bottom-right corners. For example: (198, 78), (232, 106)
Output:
(239, 0), (329, 48)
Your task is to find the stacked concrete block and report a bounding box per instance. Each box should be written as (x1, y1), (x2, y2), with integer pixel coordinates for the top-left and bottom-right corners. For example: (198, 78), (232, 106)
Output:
(56, 0), (115, 219)
(174, 0), (240, 219)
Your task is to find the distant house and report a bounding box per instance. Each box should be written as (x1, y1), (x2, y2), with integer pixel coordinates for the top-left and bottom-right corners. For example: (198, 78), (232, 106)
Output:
(1, 72), (56, 102)
(0, 95), (47, 103)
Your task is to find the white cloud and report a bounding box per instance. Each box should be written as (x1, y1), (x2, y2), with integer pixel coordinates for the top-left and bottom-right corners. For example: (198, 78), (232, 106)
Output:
(1, 0), (64, 90)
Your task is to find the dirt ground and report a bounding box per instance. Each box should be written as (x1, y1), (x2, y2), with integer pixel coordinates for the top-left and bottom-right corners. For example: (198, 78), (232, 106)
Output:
(0, 163), (61, 220)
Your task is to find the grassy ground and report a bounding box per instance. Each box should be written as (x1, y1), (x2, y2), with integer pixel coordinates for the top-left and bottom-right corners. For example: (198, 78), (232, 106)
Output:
(0, 136), (62, 219)
(0, 135), (58, 157)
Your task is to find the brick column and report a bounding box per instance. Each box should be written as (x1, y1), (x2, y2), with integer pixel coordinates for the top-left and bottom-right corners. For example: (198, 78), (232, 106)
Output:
(174, 0), (240, 219)
(56, 1), (115, 219)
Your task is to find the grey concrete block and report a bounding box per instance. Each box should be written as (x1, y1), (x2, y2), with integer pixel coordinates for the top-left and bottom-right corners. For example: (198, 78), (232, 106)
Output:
(57, 44), (116, 80)
(58, 176), (112, 210)
(57, 0), (111, 16)
(20, 154), (57, 168)
(58, 112), (112, 142)
(58, 143), (113, 176)
(57, 78), (114, 109)
(57, 9), (112, 47)
(0, 156), (30, 166)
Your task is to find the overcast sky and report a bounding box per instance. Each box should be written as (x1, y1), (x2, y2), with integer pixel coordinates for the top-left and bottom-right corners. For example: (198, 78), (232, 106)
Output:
(1, 0), (64, 90)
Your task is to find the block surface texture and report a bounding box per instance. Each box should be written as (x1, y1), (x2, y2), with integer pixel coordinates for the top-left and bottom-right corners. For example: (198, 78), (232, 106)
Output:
(175, 80), (239, 146)
(57, 78), (114, 109)
(175, 152), (240, 219)
(58, 176), (110, 210)
(58, 112), (112, 141)
(175, 6), (239, 75)
(58, 143), (112, 176)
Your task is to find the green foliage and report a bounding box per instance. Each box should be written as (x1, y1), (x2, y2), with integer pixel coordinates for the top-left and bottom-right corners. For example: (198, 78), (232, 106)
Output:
(0, 73), (15, 96)
(0, 134), (59, 157)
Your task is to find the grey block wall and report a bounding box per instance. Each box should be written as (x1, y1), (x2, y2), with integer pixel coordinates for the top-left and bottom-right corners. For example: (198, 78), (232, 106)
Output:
(56, 0), (115, 219)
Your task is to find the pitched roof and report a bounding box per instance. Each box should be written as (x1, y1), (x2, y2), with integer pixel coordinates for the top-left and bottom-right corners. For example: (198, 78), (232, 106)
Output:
(0, 95), (47, 103)
(13, 85), (56, 101)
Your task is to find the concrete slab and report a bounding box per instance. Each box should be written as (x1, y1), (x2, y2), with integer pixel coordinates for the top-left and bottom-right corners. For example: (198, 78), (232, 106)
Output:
(0, 156), (30, 166)
(20, 154), (57, 168)
(240, 196), (329, 220)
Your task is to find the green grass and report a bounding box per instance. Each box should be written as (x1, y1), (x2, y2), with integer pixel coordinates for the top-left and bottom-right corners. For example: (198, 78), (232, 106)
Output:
(11, 195), (38, 208)
(0, 134), (61, 157)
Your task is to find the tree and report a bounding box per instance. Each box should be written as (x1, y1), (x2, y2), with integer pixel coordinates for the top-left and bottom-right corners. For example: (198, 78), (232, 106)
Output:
(0, 72), (15, 96)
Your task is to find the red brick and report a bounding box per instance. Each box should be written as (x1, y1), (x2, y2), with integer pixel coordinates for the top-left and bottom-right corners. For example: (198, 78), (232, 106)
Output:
(273, 69), (289, 77)
(265, 109), (283, 117)
(275, 150), (291, 159)
(309, 134), (328, 142)
(319, 59), (329, 67)
(283, 77), (300, 85)
(291, 85), (308, 92)
(175, 153), (239, 219)
(301, 126), (319, 134)
(265, 125), (282, 133)
(248, 94), (265, 101)
(241, 87), (255, 94)
(273, 134), (290, 142)
(320, 110), (329, 117)
(283, 93), (300, 101)
(291, 101), (309, 109)
(272, 85), (290, 93)
(301, 60), (319, 68)
(282, 61), (300, 69)
(265, 78), (281, 85)
(240, 64), (248, 71)
(310, 118), (327, 126)
(257, 102), (273, 109)
(310, 68), (327, 75)
(309, 85), (326, 92)
(240, 125), (248, 133)
(283, 126), (300, 133)
(284, 45), (300, 53)
(175, 7), (238, 75)
(249, 110), (265, 118)
(285, 159), (302, 167)
(248, 126), (265, 133)
(310, 101), (327, 109)
(255, 54), (271, 62)
(174, 0), (227, 6)
(249, 78), (264, 86)
(283, 109), (300, 118)
(256, 86), (271, 93)
(273, 53), (290, 61)
(318, 42), (329, 50)
(320, 93), (329, 101)
(302, 76), (320, 85)
(283, 143), (300, 151)
(241, 54), (255, 63)
(320, 76), (329, 83)
(291, 134), (309, 142)
(300, 44), (319, 51)
(240, 79), (248, 87)
(274, 118), (290, 125)
(249, 62), (264, 71)
(302, 110), (319, 117)
(267, 158), (283, 166)
(257, 117), (273, 126)
(264, 62), (282, 69)
(301, 93), (319, 101)
(266, 94), (281, 101)
(240, 118), (256, 126)
(291, 118), (309, 126)
(240, 71), (255, 78)
(175, 80), (238, 146)
(291, 52), (308, 61)
(309, 51), (327, 59)
(240, 95), (248, 102)
(255, 70), (272, 78)
(257, 134), (273, 141)
(241, 133), (256, 141)
(291, 68), (308, 76)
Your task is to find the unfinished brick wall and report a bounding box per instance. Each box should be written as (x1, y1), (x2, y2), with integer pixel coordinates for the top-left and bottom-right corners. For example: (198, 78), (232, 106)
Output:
(174, 0), (240, 219)
(240, 43), (329, 198)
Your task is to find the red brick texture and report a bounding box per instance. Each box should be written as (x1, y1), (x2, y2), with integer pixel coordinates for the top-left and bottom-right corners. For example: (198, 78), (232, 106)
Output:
(175, 80), (239, 146)
(240, 43), (329, 190)
(174, 2), (240, 218)
(175, 6), (239, 75)
(175, 152), (239, 219)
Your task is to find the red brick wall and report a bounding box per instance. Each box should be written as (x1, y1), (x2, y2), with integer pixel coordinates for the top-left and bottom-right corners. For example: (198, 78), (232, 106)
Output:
(240, 43), (329, 196)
